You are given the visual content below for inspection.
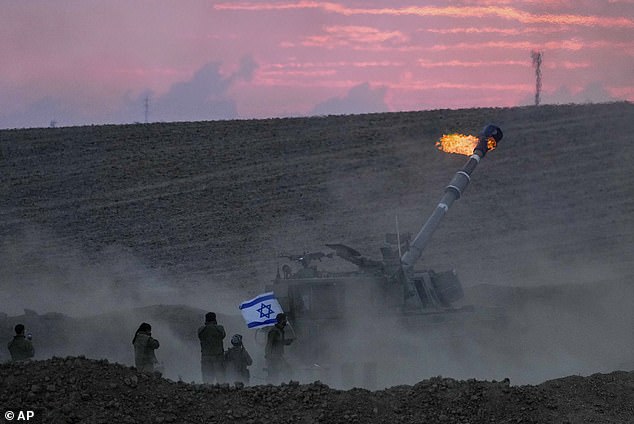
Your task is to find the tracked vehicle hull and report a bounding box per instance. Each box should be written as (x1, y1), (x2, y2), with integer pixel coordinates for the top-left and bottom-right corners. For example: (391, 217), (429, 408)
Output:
(265, 271), (506, 388)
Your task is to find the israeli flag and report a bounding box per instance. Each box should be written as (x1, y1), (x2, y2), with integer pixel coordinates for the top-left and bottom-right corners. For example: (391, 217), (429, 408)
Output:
(239, 292), (284, 329)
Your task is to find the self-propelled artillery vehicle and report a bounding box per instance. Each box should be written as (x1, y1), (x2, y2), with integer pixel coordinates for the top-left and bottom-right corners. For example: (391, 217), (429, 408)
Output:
(265, 125), (505, 387)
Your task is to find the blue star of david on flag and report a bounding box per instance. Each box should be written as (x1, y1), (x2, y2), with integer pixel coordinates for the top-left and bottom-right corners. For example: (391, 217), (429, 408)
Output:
(257, 302), (274, 319)
(239, 292), (284, 329)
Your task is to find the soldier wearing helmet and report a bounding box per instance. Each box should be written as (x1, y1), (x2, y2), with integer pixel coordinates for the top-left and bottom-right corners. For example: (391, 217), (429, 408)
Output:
(132, 322), (160, 372)
(7, 324), (34, 362)
(224, 334), (253, 385)
(198, 312), (226, 384)
(265, 313), (293, 384)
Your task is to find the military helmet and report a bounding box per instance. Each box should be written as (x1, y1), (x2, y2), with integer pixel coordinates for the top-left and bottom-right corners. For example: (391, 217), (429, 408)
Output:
(231, 334), (243, 346)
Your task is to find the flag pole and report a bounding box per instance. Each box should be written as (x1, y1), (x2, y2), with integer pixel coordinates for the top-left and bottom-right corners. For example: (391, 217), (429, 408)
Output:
(285, 319), (297, 341)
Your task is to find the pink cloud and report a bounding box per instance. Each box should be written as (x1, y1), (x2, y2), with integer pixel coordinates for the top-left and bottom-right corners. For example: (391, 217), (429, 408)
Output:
(424, 27), (568, 35)
(557, 61), (592, 69)
(215, 2), (634, 28)
(426, 40), (633, 52)
(302, 25), (409, 48)
(261, 69), (338, 78)
(390, 81), (531, 92)
(267, 61), (402, 69)
(417, 60), (527, 68)
(310, 82), (388, 115)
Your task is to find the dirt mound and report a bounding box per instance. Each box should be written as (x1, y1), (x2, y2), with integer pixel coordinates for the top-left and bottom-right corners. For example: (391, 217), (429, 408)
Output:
(1, 357), (633, 423)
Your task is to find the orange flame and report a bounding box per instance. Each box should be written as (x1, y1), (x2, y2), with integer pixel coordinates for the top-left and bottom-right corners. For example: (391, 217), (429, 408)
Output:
(436, 133), (497, 156)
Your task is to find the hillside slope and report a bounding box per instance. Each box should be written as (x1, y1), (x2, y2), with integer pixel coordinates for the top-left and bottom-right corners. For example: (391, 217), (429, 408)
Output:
(1, 103), (632, 300)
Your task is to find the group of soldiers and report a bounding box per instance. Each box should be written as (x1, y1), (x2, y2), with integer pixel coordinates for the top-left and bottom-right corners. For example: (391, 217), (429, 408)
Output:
(132, 311), (293, 385)
(7, 311), (293, 386)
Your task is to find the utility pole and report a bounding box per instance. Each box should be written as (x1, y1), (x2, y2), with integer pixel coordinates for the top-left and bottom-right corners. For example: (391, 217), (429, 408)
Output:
(531, 50), (543, 106)
(144, 95), (150, 123)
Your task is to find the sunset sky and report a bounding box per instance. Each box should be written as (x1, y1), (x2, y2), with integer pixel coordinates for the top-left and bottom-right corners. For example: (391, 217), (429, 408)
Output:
(1, 0), (633, 128)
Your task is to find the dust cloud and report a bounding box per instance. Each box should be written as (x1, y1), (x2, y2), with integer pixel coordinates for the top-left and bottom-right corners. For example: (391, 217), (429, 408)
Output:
(274, 273), (634, 389)
(0, 226), (175, 316)
(0, 225), (253, 383)
(1, 217), (632, 388)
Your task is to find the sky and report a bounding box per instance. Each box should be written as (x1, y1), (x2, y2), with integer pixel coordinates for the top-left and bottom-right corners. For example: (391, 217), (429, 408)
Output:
(1, 0), (633, 129)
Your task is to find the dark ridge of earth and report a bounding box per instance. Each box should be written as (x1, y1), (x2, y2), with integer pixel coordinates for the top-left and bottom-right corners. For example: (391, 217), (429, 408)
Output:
(1, 357), (634, 424)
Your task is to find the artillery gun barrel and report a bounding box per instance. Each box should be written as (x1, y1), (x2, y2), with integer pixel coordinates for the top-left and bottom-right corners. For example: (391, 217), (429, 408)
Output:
(400, 124), (503, 271)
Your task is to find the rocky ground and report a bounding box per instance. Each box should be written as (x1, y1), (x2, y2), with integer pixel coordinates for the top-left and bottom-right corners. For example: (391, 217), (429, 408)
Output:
(1, 357), (634, 424)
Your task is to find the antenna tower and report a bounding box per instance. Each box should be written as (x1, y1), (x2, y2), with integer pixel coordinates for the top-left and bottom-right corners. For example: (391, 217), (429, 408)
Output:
(531, 50), (543, 106)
